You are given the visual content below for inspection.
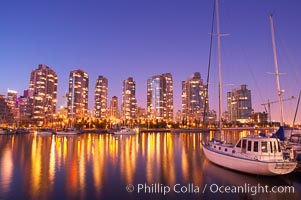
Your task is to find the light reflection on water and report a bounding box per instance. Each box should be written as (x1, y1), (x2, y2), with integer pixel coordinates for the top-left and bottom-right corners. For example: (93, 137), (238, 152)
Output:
(0, 131), (300, 200)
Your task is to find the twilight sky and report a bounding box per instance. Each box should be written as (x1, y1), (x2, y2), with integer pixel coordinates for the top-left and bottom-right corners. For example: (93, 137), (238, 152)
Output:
(0, 0), (300, 123)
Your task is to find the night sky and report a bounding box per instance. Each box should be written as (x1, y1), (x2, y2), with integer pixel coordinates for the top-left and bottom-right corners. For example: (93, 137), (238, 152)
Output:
(0, 0), (300, 123)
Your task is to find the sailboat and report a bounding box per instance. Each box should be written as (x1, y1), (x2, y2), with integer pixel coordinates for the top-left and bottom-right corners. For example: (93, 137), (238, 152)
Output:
(202, 0), (297, 175)
(268, 15), (301, 171)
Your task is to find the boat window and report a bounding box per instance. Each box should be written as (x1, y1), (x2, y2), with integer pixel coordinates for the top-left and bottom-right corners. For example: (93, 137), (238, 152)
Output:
(277, 141), (281, 152)
(247, 141), (252, 151)
(236, 140), (241, 148)
(253, 141), (258, 152)
(225, 148), (228, 152)
(242, 140), (247, 153)
(242, 140), (247, 149)
(219, 147), (221, 150)
(270, 142), (277, 153)
(232, 150), (235, 154)
(261, 142), (268, 153)
(214, 146), (216, 149)
(273, 142), (276, 152)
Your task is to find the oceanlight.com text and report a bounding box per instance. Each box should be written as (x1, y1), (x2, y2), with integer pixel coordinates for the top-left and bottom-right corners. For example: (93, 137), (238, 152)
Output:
(125, 183), (295, 196)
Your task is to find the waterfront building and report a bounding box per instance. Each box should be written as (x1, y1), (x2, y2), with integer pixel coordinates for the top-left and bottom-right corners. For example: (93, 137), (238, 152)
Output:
(57, 106), (68, 118)
(175, 110), (183, 123)
(67, 69), (89, 119)
(109, 96), (119, 122)
(207, 110), (217, 126)
(0, 94), (14, 125)
(181, 72), (206, 124)
(6, 89), (19, 121)
(147, 73), (173, 121)
(136, 107), (147, 119)
(251, 112), (268, 124)
(121, 77), (137, 120)
(227, 84), (253, 123)
(29, 64), (58, 126)
(16, 90), (33, 125)
(94, 75), (108, 118)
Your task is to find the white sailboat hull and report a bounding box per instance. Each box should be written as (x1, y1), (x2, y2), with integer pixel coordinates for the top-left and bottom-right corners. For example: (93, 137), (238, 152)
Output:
(113, 127), (136, 135)
(203, 145), (297, 176)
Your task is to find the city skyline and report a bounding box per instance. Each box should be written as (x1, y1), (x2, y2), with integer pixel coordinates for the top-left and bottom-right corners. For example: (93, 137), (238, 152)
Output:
(0, 0), (300, 123)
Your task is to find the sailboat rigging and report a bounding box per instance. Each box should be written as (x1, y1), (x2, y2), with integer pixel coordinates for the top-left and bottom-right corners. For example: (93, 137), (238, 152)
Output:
(215, 0), (223, 132)
(291, 90), (301, 135)
(269, 14), (285, 126)
(202, 1), (297, 175)
(203, 0), (225, 131)
(202, 0), (215, 129)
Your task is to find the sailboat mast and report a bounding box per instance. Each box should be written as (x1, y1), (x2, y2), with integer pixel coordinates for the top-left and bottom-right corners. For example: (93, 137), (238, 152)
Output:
(269, 15), (284, 126)
(216, 0), (223, 130)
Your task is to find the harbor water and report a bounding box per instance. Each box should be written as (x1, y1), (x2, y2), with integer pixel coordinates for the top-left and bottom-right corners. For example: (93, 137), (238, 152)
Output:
(0, 130), (300, 200)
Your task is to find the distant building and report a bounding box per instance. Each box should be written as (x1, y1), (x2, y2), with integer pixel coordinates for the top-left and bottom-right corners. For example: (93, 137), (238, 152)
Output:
(57, 106), (68, 119)
(175, 110), (182, 123)
(251, 112), (268, 124)
(136, 107), (147, 119)
(0, 94), (14, 125)
(6, 89), (19, 121)
(147, 73), (173, 121)
(94, 75), (108, 118)
(181, 72), (206, 123)
(227, 84), (252, 123)
(109, 96), (119, 121)
(17, 90), (33, 125)
(121, 77), (137, 120)
(67, 69), (89, 119)
(29, 64), (58, 126)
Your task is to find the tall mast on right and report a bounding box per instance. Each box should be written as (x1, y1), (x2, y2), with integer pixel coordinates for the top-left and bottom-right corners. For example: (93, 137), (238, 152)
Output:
(269, 14), (284, 126)
(216, 0), (223, 131)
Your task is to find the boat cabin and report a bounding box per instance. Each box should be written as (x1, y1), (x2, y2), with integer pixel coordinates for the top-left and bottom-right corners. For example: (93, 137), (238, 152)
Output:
(234, 136), (283, 161)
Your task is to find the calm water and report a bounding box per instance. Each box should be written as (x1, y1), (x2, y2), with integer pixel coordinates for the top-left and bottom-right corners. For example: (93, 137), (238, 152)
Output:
(0, 131), (300, 200)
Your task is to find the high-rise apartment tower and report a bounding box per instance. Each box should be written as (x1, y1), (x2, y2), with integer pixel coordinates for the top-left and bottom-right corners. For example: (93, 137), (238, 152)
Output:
(67, 69), (89, 119)
(94, 75), (108, 118)
(121, 77), (137, 120)
(147, 73), (173, 121)
(29, 64), (58, 125)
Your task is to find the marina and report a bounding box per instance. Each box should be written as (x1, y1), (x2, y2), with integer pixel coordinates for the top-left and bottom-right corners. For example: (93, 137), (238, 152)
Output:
(0, 1), (300, 199)
(0, 130), (301, 200)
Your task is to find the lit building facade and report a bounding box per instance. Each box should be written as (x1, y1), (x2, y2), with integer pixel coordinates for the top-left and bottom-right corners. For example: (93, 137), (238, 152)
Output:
(227, 84), (253, 123)
(67, 69), (89, 119)
(121, 77), (137, 120)
(251, 112), (268, 124)
(17, 90), (33, 125)
(147, 73), (173, 121)
(6, 89), (19, 121)
(0, 94), (14, 125)
(94, 75), (108, 118)
(109, 96), (119, 121)
(29, 64), (58, 125)
(136, 107), (147, 119)
(181, 72), (206, 123)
